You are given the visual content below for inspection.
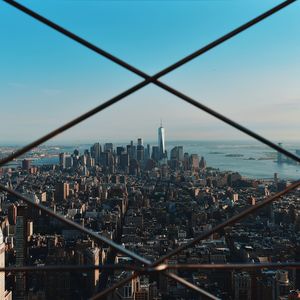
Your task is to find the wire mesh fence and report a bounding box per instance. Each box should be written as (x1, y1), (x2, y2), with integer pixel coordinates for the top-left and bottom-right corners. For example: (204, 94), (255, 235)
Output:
(0, 1), (299, 299)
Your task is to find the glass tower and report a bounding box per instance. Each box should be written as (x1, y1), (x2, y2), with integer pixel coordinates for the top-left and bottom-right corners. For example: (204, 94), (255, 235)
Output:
(158, 122), (166, 160)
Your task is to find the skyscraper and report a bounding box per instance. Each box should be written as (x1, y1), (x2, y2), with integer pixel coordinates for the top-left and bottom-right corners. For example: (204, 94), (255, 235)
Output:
(136, 138), (144, 162)
(55, 182), (70, 202)
(144, 144), (151, 160)
(90, 143), (101, 165)
(127, 141), (136, 160)
(234, 272), (251, 300)
(170, 146), (183, 161)
(190, 154), (200, 171)
(104, 143), (113, 153)
(158, 122), (166, 160)
(85, 247), (100, 296)
(120, 153), (130, 171)
(116, 146), (125, 156)
(59, 152), (66, 169)
(137, 138), (143, 146)
(15, 206), (27, 300)
(21, 159), (30, 171)
(151, 146), (160, 162)
(8, 203), (17, 225)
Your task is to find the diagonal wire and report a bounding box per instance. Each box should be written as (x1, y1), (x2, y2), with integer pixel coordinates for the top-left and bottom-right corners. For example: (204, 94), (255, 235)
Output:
(0, 264), (145, 273)
(3, 0), (150, 80)
(9, 262), (296, 299)
(2, 183), (297, 299)
(151, 180), (300, 267)
(168, 262), (300, 270)
(1, 1), (299, 299)
(91, 262), (300, 300)
(0, 184), (216, 299)
(5, 0), (294, 81)
(89, 273), (137, 300)
(2, 262), (300, 273)
(1, 0), (299, 168)
(85, 179), (300, 300)
(0, 79), (150, 168)
(90, 271), (220, 300)
(148, 80), (300, 164)
(0, 184), (222, 300)
(0, 183), (151, 266)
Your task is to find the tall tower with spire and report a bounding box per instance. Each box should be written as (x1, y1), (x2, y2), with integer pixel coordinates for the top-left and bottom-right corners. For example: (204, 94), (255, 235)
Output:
(158, 121), (166, 160)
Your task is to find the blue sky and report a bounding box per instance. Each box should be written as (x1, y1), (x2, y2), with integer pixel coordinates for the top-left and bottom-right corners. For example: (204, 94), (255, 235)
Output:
(0, 0), (299, 144)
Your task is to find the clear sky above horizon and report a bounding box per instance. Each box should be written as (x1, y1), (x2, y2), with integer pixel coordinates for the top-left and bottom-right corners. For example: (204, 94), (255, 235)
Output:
(0, 0), (299, 145)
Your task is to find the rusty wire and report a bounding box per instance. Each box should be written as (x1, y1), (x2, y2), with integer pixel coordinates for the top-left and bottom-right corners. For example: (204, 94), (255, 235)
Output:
(152, 180), (300, 266)
(0, 184), (218, 299)
(91, 180), (300, 300)
(2, 262), (300, 273)
(0, 0), (299, 299)
(0, 0), (299, 168)
(0, 184), (151, 266)
(0, 264), (144, 273)
(1, 180), (299, 300)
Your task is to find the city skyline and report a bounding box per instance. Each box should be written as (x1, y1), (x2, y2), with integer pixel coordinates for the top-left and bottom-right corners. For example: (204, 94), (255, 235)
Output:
(0, 118), (299, 299)
(1, 124), (299, 180)
(1, 1), (300, 143)
(0, 119), (299, 147)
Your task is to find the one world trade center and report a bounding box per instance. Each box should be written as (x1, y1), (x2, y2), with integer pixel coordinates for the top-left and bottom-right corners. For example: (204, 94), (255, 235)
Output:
(158, 122), (166, 160)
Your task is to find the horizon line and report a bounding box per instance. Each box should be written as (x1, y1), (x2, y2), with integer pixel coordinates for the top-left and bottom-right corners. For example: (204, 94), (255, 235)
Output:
(1, 138), (299, 147)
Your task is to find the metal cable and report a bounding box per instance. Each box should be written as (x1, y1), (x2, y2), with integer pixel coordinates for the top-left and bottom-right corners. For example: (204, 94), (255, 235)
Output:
(152, 180), (300, 266)
(3, 0), (149, 80)
(0, 184), (214, 299)
(1, 1), (298, 298)
(0, 184), (151, 266)
(91, 271), (220, 300)
(0, 264), (144, 273)
(2, 262), (299, 273)
(89, 273), (137, 300)
(1, 0), (298, 168)
(6, 0), (294, 82)
(0, 185), (224, 300)
(168, 262), (300, 270)
(83, 180), (300, 300)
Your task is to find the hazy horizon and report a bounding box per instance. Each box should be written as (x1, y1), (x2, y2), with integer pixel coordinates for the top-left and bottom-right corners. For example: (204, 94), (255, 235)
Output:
(1, 138), (300, 149)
